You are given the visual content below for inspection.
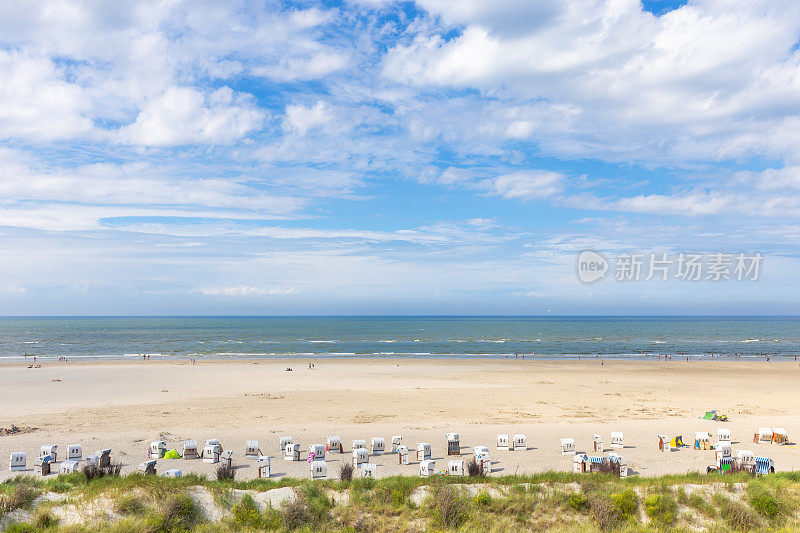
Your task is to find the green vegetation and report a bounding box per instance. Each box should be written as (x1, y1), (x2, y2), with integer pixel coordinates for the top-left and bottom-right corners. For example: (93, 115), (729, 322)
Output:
(610, 487), (638, 520)
(228, 494), (281, 530)
(713, 493), (762, 530)
(1, 471), (800, 531)
(644, 492), (678, 527)
(0, 482), (38, 517)
(746, 481), (788, 522)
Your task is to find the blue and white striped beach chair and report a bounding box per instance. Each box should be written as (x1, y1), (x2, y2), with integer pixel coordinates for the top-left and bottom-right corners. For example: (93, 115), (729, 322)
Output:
(717, 456), (734, 473)
(589, 456), (607, 473)
(754, 457), (774, 475)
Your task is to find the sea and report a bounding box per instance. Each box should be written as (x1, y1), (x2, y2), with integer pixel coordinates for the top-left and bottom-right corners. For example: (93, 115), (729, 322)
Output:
(0, 316), (798, 361)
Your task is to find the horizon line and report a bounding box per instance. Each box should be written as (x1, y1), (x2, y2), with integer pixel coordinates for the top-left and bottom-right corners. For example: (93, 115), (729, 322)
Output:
(1, 314), (799, 319)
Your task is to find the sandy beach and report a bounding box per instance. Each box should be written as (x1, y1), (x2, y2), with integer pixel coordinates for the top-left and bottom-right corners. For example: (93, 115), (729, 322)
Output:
(1, 358), (798, 480)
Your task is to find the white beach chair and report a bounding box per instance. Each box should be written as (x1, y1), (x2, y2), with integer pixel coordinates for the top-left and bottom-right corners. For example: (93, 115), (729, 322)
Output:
(352, 439), (367, 451)
(327, 435), (342, 453)
(617, 456), (629, 478)
(610, 432), (624, 449)
(220, 449), (234, 468)
(496, 434), (510, 451)
(736, 450), (755, 469)
(95, 449), (111, 468)
(593, 434), (603, 452)
(360, 463), (377, 478)
(475, 452), (491, 475)
(658, 435), (668, 452)
(309, 444), (326, 461)
(85, 455), (99, 468)
(716, 428), (731, 445)
(416, 443), (431, 462)
(513, 434), (527, 450)
(371, 437), (385, 455)
(607, 452), (628, 477)
(694, 432), (711, 450)
(773, 428), (789, 444)
(391, 435), (403, 453)
(9, 452), (26, 472)
(397, 445), (409, 465)
(420, 459), (436, 477)
(40, 445), (58, 461)
(163, 468), (182, 478)
(60, 460), (80, 474)
(204, 439), (222, 451)
(715, 443), (732, 463)
(34, 455), (53, 476)
(284, 443), (301, 462)
(472, 446), (489, 457)
(203, 444), (221, 464)
(66, 444), (82, 460)
(446, 433), (460, 455)
(473, 445), (489, 456)
(257, 456), (271, 478)
(311, 460), (327, 479)
(757, 427), (772, 443)
(183, 440), (199, 459)
(353, 447), (369, 467)
(245, 440), (261, 459)
(137, 460), (157, 475)
(448, 459), (464, 476)
(280, 436), (293, 451)
(149, 440), (167, 459)
(573, 454), (588, 473)
(560, 438), (576, 456)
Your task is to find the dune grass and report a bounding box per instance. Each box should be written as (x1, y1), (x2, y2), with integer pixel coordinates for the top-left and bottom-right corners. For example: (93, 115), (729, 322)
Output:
(1, 471), (800, 531)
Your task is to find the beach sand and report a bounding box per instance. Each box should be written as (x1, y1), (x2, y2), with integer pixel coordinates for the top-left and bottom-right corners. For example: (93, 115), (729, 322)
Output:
(1, 358), (798, 480)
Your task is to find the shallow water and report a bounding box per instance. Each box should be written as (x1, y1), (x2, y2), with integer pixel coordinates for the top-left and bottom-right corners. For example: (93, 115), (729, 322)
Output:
(1, 316), (798, 361)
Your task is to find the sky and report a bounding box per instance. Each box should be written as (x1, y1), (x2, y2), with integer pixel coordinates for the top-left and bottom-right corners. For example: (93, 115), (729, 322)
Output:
(1, 0), (800, 315)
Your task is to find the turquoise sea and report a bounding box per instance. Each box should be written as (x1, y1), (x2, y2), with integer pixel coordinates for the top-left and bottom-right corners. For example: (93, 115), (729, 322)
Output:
(0, 316), (798, 361)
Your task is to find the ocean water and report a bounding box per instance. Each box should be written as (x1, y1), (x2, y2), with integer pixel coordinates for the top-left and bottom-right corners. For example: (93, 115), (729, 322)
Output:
(0, 316), (798, 361)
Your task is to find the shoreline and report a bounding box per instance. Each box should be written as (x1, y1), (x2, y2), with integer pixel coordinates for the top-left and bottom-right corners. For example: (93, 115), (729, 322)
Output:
(4, 354), (796, 365)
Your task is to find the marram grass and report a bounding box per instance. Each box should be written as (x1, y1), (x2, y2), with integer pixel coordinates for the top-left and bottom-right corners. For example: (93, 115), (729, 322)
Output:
(1, 471), (800, 531)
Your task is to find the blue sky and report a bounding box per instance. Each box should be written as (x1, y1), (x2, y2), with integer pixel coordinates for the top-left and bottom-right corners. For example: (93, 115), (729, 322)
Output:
(1, 0), (800, 315)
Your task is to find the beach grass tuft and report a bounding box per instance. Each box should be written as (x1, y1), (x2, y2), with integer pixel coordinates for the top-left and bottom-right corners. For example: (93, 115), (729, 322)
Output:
(339, 462), (353, 482)
(644, 492), (678, 527)
(215, 463), (235, 481)
(0, 482), (38, 518)
(467, 457), (482, 477)
(430, 483), (468, 529)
